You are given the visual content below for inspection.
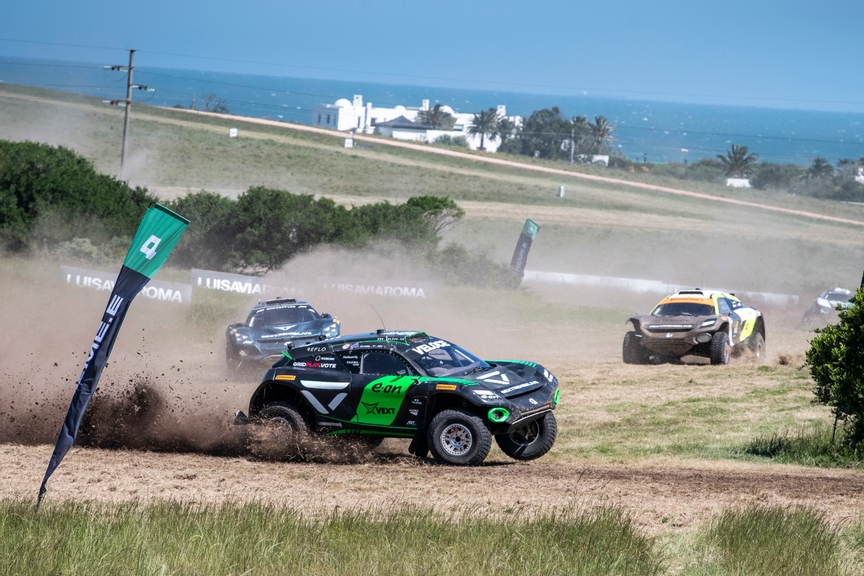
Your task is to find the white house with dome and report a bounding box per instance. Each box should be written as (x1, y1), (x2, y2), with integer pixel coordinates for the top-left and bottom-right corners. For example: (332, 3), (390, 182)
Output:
(312, 95), (520, 152)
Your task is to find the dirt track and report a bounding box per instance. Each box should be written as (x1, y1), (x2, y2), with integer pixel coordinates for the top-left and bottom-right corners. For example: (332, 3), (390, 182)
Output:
(4, 443), (863, 534)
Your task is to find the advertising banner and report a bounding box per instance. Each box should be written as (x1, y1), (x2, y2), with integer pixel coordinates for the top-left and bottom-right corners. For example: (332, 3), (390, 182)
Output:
(191, 269), (309, 299)
(61, 265), (192, 304)
(320, 277), (434, 299)
(39, 204), (189, 504)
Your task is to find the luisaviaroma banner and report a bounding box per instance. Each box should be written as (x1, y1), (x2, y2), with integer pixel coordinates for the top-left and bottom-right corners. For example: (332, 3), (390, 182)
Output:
(61, 265), (192, 304)
(191, 268), (310, 299)
(39, 204), (189, 504)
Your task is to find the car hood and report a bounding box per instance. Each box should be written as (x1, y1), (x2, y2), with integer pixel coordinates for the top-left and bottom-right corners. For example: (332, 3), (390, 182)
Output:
(455, 364), (553, 398)
(633, 314), (714, 330)
(243, 320), (329, 341)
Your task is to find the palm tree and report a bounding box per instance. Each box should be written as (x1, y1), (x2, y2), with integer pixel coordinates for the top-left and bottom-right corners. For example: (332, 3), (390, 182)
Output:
(804, 157), (834, 181)
(580, 116), (616, 155)
(717, 144), (759, 178)
(468, 108), (499, 151)
(416, 104), (454, 129)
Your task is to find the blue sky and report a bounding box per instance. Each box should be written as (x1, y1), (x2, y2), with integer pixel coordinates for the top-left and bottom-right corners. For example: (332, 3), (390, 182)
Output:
(2, 0), (864, 112)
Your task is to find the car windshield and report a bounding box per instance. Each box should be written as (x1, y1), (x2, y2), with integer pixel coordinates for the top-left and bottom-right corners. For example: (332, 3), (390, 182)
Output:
(824, 291), (852, 302)
(250, 306), (319, 327)
(407, 340), (489, 377)
(653, 303), (715, 317)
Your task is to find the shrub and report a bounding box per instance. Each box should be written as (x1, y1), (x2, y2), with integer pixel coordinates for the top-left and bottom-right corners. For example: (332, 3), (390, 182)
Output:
(807, 289), (864, 446)
(433, 135), (469, 148)
(0, 140), (156, 251)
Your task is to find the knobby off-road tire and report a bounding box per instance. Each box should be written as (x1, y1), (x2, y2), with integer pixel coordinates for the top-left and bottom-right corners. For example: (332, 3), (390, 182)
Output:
(259, 402), (311, 437)
(225, 344), (243, 379)
(495, 412), (558, 461)
(622, 331), (648, 364)
(749, 332), (766, 363)
(710, 331), (731, 365)
(427, 409), (492, 466)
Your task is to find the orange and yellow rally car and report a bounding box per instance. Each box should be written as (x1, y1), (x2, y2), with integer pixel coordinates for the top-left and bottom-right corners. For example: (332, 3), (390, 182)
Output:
(623, 289), (765, 365)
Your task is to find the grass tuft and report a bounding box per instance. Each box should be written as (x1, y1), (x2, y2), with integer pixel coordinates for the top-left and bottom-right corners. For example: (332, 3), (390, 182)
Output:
(703, 505), (842, 576)
(742, 425), (864, 468)
(0, 500), (662, 576)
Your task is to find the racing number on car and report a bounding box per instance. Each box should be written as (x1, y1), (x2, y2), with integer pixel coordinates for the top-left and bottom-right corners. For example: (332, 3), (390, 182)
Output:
(352, 375), (414, 426)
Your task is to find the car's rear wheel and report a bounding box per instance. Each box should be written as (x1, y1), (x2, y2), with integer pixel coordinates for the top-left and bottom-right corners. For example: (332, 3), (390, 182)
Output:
(427, 409), (492, 466)
(710, 332), (731, 365)
(622, 331), (648, 364)
(495, 412), (558, 461)
(749, 333), (766, 363)
(259, 402), (311, 436)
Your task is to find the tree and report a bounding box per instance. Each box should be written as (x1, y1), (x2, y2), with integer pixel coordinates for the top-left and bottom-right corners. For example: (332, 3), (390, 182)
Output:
(467, 108), (499, 151)
(837, 158), (859, 177)
(580, 115), (616, 155)
(807, 289), (864, 446)
(416, 104), (455, 130)
(517, 107), (573, 160)
(200, 93), (229, 114)
(750, 162), (802, 191)
(717, 144), (759, 178)
(804, 157), (835, 181)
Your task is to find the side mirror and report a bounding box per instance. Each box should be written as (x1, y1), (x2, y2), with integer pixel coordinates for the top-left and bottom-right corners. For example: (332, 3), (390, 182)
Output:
(322, 313), (332, 319)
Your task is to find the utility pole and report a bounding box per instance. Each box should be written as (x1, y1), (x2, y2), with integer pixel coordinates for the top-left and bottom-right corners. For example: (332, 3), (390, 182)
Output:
(104, 50), (154, 180)
(120, 49), (135, 177)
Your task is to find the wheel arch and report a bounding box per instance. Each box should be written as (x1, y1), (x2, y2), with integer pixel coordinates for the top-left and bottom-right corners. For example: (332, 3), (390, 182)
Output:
(249, 382), (307, 416)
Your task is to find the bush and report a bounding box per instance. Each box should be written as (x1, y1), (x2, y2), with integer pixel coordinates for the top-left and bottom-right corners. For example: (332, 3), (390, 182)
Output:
(0, 140), (156, 251)
(807, 289), (864, 446)
(433, 135), (469, 148)
(165, 188), (465, 273)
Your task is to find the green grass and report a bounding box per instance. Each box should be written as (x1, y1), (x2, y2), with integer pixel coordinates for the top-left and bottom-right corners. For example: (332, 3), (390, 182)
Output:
(741, 424), (864, 468)
(0, 500), (661, 576)
(694, 505), (845, 576)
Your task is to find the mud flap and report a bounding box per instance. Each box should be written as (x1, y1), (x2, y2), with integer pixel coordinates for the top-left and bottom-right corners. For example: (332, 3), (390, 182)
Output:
(408, 433), (429, 459)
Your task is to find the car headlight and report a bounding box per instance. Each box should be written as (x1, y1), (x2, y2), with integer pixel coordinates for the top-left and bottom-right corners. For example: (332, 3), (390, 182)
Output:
(324, 322), (339, 336)
(700, 318), (717, 328)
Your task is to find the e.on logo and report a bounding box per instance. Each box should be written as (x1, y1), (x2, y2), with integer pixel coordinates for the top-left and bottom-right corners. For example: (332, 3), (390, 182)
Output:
(140, 235), (162, 260)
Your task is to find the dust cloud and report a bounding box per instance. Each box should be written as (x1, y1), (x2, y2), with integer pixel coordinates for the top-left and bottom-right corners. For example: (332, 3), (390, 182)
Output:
(0, 235), (815, 460)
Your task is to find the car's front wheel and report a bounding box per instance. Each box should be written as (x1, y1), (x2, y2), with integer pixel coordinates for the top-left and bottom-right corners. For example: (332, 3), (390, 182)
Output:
(427, 409), (492, 466)
(710, 332), (731, 365)
(622, 331), (648, 364)
(495, 412), (558, 461)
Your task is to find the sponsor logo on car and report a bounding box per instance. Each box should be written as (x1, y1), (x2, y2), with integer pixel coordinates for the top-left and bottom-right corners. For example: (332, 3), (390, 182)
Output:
(307, 346), (329, 353)
(500, 381), (539, 394)
(275, 374), (296, 381)
(371, 382), (406, 394)
(436, 384), (457, 391)
(412, 340), (450, 355)
(472, 389), (501, 400)
(361, 402), (396, 416)
(409, 409), (419, 416)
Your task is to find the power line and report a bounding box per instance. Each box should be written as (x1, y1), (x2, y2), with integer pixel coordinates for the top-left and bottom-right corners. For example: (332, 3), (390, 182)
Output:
(2, 36), (863, 107)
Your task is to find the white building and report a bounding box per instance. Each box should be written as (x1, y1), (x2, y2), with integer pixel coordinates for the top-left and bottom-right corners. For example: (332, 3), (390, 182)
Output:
(312, 95), (521, 152)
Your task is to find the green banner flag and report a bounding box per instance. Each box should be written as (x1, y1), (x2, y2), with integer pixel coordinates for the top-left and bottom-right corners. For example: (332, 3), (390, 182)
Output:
(123, 203), (190, 278)
(39, 203), (188, 505)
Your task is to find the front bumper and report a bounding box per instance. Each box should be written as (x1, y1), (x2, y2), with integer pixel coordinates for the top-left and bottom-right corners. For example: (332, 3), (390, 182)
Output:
(636, 329), (715, 357)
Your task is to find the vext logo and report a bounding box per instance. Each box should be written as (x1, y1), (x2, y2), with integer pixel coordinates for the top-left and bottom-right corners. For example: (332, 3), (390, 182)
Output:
(361, 402), (396, 416)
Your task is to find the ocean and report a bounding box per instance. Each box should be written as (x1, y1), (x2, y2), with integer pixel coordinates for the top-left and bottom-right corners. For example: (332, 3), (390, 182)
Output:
(1, 56), (863, 166)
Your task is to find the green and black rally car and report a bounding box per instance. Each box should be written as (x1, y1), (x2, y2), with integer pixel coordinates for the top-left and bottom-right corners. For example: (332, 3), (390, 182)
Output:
(235, 330), (560, 465)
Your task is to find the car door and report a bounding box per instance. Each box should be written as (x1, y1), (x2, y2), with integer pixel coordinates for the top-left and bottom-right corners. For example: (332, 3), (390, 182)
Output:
(348, 351), (417, 427)
(718, 298), (742, 344)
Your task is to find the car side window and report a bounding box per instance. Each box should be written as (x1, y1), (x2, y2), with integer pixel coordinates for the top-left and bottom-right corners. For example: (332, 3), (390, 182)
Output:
(361, 352), (412, 375)
(336, 352), (362, 373)
(718, 299), (732, 315)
